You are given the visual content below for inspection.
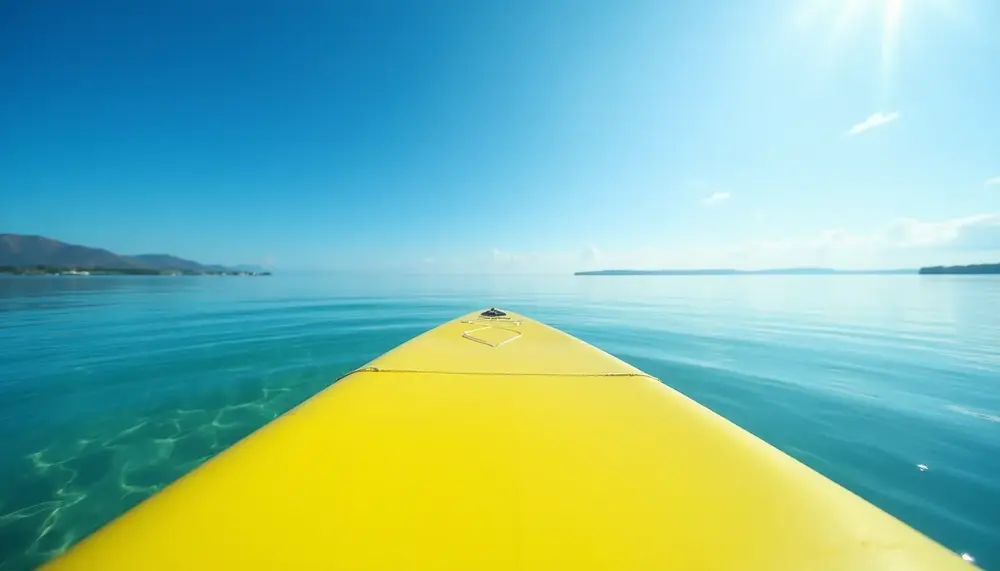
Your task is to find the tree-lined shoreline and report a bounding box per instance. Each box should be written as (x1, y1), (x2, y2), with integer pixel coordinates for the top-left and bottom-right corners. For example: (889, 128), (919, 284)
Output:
(0, 266), (270, 276)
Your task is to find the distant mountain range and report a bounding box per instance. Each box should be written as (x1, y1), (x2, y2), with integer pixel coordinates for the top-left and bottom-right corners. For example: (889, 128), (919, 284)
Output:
(575, 268), (918, 276)
(0, 234), (252, 272)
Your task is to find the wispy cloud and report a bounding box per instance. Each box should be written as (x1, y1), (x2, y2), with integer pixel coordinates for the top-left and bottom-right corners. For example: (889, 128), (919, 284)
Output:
(702, 192), (731, 206)
(883, 213), (1000, 249)
(846, 111), (900, 136)
(986, 176), (1000, 186)
(417, 212), (1000, 274)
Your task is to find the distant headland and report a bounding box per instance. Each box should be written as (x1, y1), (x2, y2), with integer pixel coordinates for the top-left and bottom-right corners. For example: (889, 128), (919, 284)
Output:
(576, 264), (1000, 276)
(0, 234), (270, 276)
(918, 263), (1000, 275)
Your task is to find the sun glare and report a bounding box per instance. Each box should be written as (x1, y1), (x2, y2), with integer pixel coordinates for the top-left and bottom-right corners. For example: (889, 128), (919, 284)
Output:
(794, 0), (968, 103)
(881, 0), (904, 100)
(795, 0), (906, 56)
(883, 0), (904, 51)
(797, 0), (966, 56)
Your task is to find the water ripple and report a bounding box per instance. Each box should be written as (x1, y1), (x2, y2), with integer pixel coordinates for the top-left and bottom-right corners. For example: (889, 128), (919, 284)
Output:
(1, 275), (999, 569)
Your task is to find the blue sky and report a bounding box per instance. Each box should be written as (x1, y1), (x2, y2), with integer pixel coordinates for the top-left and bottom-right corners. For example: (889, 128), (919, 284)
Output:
(2, 0), (998, 271)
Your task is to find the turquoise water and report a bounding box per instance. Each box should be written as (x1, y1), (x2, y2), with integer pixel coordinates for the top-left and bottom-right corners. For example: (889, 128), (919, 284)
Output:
(1, 274), (998, 569)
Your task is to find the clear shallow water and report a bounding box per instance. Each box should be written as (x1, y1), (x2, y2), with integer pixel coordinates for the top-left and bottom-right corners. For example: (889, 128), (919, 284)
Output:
(1, 274), (998, 569)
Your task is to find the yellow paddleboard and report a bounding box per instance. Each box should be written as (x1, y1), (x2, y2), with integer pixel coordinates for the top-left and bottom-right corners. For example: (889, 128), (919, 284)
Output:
(46, 309), (969, 570)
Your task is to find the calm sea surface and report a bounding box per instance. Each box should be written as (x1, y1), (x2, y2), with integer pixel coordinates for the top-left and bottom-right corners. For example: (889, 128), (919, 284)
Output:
(1, 274), (998, 569)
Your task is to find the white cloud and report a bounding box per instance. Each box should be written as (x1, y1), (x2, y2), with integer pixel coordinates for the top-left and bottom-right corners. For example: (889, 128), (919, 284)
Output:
(846, 111), (900, 136)
(884, 214), (1000, 249)
(744, 213), (1000, 266)
(427, 213), (1000, 274)
(986, 176), (1000, 186)
(491, 248), (514, 264)
(580, 245), (602, 264)
(491, 248), (542, 266)
(702, 192), (731, 206)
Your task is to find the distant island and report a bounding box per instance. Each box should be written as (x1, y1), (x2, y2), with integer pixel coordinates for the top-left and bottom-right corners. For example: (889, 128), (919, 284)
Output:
(0, 234), (270, 276)
(918, 263), (1000, 275)
(575, 268), (917, 276)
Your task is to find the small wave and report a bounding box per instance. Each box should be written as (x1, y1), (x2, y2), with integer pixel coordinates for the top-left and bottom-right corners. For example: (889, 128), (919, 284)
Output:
(946, 404), (1000, 423)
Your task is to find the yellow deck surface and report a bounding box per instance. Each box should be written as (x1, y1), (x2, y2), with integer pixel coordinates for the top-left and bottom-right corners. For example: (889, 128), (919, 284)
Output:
(45, 309), (969, 570)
